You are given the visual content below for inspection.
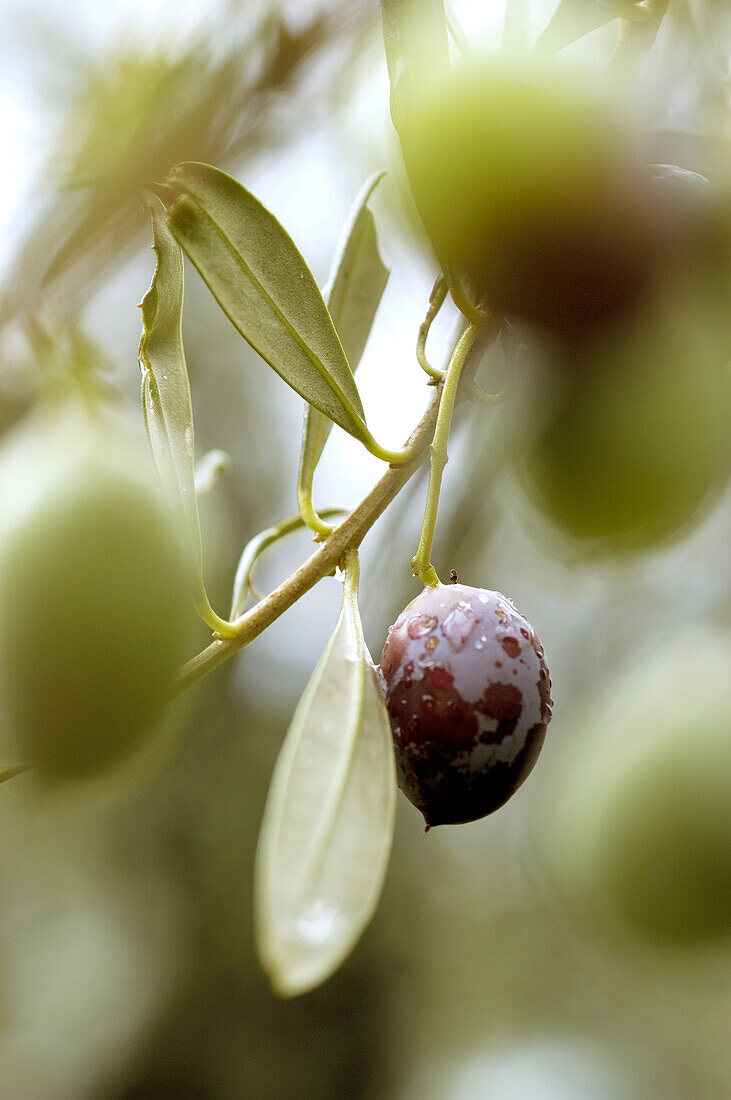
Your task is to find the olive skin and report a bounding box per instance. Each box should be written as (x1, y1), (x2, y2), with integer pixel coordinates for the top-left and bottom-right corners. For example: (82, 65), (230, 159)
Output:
(398, 55), (652, 337)
(546, 640), (731, 947)
(518, 275), (730, 552)
(378, 584), (552, 827)
(0, 407), (194, 783)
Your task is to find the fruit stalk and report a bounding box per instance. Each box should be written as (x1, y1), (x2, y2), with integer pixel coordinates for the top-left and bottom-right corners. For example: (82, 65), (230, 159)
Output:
(411, 323), (480, 587)
(175, 385), (444, 693)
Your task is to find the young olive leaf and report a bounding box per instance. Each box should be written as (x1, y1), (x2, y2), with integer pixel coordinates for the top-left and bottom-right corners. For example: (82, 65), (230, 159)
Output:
(298, 172), (390, 535)
(165, 163), (370, 442)
(611, 0), (669, 63)
(503, 0), (530, 51)
(254, 552), (396, 997)
(139, 195), (203, 572)
(381, 0), (449, 135)
(535, 0), (638, 54)
(139, 197), (231, 635)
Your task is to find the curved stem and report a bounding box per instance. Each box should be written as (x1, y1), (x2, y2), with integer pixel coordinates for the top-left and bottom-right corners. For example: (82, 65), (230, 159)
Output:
(175, 387), (442, 693)
(447, 268), (491, 327)
(411, 324), (481, 587)
(194, 586), (239, 637)
(417, 275), (448, 381)
(297, 482), (338, 538)
(360, 428), (421, 467)
(230, 507), (345, 620)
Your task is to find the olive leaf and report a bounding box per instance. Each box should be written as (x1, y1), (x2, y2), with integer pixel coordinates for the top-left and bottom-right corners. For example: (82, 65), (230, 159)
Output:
(139, 196), (201, 567)
(139, 197), (227, 630)
(535, 0), (639, 53)
(381, 0), (449, 134)
(165, 162), (370, 442)
(298, 172), (390, 533)
(255, 556), (396, 997)
(503, 0), (530, 51)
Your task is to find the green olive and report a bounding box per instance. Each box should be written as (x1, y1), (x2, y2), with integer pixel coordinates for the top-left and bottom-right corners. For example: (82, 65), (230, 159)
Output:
(399, 55), (651, 335)
(547, 641), (731, 947)
(0, 406), (194, 783)
(517, 280), (730, 552)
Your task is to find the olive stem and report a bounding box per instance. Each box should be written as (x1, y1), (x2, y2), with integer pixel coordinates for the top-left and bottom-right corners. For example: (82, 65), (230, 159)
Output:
(411, 323), (480, 587)
(416, 274), (448, 382)
(194, 586), (240, 638)
(175, 387), (443, 694)
(229, 506), (346, 620)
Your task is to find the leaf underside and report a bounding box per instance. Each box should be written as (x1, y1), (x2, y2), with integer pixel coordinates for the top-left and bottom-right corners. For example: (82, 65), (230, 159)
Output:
(139, 195), (204, 577)
(254, 588), (396, 997)
(298, 172), (390, 521)
(165, 162), (369, 441)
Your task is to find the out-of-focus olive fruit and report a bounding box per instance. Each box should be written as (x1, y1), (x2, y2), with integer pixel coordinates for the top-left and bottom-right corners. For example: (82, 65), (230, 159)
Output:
(0, 405), (194, 783)
(546, 640), (731, 947)
(398, 54), (655, 336)
(378, 584), (552, 827)
(517, 278), (730, 552)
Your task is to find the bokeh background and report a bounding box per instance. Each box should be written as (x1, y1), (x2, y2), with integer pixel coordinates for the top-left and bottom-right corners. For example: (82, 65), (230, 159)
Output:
(0, 0), (729, 1096)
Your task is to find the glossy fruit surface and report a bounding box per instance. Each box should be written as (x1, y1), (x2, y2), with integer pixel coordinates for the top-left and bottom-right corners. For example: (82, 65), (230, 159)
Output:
(0, 406), (194, 782)
(547, 640), (731, 946)
(399, 55), (652, 336)
(378, 584), (552, 827)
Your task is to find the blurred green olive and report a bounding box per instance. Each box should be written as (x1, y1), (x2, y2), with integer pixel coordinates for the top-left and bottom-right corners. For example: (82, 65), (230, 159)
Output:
(547, 641), (731, 947)
(0, 405), (194, 783)
(399, 55), (653, 335)
(517, 278), (730, 552)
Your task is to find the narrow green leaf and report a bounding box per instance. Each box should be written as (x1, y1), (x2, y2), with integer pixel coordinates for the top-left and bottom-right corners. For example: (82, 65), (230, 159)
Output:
(503, 0), (531, 51)
(165, 162), (369, 441)
(536, 0), (637, 53)
(298, 173), (390, 532)
(255, 561), (396, 997)
(612, 0), (670, 62)
(139, 196), (203, 576)
(381, 0), (449, 134)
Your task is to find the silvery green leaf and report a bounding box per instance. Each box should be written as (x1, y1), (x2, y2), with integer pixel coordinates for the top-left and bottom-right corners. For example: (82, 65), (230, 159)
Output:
(380, 0), (449, 133)
(255, 567), (396, 997)
(298, 173), (389, 532)
(166, 162), (369, 442)
(611, 0), (670, 61)
(139, 196), (203, 576)
(536, 0), (637, 53)
(503, 0), (530, 50)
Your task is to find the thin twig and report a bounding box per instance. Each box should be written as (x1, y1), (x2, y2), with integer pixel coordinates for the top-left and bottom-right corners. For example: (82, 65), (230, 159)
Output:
(175, 387), (442, 693)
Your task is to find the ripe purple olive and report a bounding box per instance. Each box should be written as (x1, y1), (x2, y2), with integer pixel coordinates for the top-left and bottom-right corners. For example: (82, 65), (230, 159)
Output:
(378, 584), (552, 827)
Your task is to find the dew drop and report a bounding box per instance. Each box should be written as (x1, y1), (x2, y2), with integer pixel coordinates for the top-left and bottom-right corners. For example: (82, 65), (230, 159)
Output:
(443, 605), (478, 651)
(407, 613), (438, 640)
